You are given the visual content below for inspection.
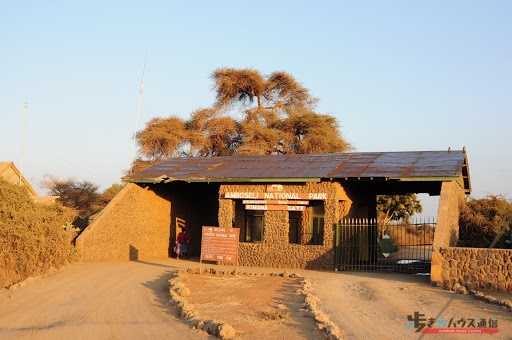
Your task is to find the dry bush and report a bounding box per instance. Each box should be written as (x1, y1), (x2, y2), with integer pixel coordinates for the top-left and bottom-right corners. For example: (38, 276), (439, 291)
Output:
(458, 195), (512, 248)
(0, 178), (78, 288)
(386, 223), (435, 247)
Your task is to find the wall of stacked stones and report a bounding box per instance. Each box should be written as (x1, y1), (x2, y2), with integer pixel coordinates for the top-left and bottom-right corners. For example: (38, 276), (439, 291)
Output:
(438, 247), (512, 291)
(76, 183), (171, 262)
(218, 182), (349, 270)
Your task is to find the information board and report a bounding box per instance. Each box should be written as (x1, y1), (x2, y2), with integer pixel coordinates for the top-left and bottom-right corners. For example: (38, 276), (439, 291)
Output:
(201, 226), (240, 264)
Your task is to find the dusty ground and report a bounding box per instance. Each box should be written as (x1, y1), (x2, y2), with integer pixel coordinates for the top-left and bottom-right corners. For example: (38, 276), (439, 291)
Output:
(0, 258), (511, 339)
(180, 272), (321, 339)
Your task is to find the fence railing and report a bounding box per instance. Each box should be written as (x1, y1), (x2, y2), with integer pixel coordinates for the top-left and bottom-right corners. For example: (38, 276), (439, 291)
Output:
(335, 218), (436, 273)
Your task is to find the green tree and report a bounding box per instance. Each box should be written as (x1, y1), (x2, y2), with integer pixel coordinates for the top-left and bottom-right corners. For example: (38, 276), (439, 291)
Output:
(101, 183), (125, 201)
(95, 183), (125, 209)
(133, 68), (352, 167)
(376, 194), (423, 238)
(458, 194), (512, 248)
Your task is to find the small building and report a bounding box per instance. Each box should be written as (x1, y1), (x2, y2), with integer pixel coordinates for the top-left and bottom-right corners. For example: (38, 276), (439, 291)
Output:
(75, 150), (470, 271)
(0, 161), (58, 204)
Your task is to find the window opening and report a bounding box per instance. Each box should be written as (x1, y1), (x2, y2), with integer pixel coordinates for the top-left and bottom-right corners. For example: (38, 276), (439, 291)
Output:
(245, 210), (264, 242)
(309, 203), (324, 245)
(289, 211), (301, 244)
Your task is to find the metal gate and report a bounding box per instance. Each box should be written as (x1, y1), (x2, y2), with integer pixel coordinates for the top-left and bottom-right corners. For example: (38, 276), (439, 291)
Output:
(335, 218), (436, 273)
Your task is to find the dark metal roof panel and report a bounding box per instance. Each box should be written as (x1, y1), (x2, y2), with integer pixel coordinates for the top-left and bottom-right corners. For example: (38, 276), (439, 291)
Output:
(123, 150), (469, 188)
(326, 151), (465, 178)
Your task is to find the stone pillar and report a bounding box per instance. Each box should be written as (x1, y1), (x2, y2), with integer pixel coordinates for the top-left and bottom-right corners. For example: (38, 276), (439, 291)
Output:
(218, 198), (233, 228)
(431, 181), (465, 283)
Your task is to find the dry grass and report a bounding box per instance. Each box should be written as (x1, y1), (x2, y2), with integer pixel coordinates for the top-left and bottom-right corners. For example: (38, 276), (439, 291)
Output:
(386, 223), (435, 246)
(0, 178), (78, 288)
(258, 308), (290, 321)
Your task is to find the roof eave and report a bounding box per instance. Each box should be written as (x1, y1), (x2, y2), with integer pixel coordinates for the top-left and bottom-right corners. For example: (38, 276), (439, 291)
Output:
(395, 176), (470, 194)
(122, 177), (322, 184)
(163, 177), (322, 183)
(122, 178), (164, 184)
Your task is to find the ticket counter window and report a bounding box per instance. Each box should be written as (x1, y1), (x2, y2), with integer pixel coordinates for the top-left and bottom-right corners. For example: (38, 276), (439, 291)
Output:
(245, 211), (264, 242)
(309, 204), (324, 245)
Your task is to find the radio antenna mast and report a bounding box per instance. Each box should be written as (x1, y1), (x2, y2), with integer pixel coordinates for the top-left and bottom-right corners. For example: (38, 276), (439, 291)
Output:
(20, 102), (29, 185)
(130, 52), (147, 173)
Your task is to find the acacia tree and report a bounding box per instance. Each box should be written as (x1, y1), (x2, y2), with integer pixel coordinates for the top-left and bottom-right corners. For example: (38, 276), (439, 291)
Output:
(133, 68), (352, 167)
(376, 194), (423, 238)
(42, 175), (100, 216)
(43, 176), (126, 230)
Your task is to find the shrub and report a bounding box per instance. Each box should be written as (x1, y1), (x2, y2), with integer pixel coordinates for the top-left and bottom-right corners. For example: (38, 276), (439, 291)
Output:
(0, 178), (78, 288)
(458, 195), (512, 248)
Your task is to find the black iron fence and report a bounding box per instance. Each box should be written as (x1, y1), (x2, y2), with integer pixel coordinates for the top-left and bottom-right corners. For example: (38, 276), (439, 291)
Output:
(335, 218), (436, 273)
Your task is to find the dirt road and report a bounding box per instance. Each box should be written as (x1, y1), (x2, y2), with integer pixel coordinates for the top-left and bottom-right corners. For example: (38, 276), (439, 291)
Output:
(0, 258), (511, 339)
(311, 271), (512, 339)
(0, 260), (211, 339)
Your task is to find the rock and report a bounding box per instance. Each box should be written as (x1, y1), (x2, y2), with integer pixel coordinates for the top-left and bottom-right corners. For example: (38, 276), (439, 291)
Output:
(169, 273), (187, 285)
(315, 311), (330, 324)
(206, 321), (222, 337)
(218, 323), (236, 339)
(189, 317), (203, 329)
(305, 294), (320, 309)
(173, 282), (186, 291)
(178, 287), (191, 297)
(500, 299), (512, 308)
(277, 303), (288, 310)
(183, 308), (198, 319)
(326, 322), (343, 339)
(485, 295), (499, 304)
(203, 320), (216, 335)
(458, 286), (468, 294)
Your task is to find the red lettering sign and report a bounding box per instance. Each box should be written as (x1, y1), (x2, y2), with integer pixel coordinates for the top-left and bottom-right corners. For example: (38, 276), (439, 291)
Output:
(201, 226), (240, 264)
(225, 192), (327, 200)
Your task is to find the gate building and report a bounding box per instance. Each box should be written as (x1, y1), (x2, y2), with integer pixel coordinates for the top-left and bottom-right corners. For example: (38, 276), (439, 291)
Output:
(75, 150), (470, 273)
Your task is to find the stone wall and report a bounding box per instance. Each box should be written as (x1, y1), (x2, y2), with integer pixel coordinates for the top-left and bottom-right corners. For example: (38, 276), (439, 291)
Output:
(218, 182), (351, 270)
(76, 183), (171, 262)
(436, 247), (512, 291)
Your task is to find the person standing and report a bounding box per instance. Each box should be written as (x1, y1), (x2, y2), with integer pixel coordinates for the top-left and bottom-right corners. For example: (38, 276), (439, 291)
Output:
(176, 228), (189, 259)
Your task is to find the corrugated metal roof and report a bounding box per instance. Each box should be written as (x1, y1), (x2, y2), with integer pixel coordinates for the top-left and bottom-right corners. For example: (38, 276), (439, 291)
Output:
(122, 150), (471, 192)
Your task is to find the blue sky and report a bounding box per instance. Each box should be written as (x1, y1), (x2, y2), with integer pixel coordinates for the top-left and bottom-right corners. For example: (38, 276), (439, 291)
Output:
(2, 1), (511, 216)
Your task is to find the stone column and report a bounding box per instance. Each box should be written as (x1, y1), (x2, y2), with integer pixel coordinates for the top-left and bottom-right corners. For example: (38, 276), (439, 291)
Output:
(431, 181), (466, 283)
(218, 198), (233, 228)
